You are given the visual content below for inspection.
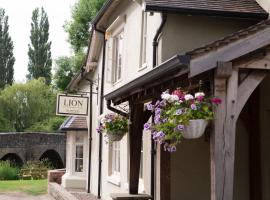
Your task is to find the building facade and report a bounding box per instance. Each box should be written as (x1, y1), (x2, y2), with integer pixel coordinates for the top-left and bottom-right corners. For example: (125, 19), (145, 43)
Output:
(67, 0), (270, 200)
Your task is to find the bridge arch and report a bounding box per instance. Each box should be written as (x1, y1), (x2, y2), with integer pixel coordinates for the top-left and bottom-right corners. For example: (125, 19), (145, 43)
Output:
(39, 149), (64, 169)
(1, 153), (23, 167)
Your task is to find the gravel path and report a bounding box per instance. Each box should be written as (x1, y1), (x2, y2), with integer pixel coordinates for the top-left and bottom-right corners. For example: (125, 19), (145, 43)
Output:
(0, 193), (53, 200)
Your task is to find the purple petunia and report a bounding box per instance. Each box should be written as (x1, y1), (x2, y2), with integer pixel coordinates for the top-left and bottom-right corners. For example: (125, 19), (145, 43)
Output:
(146, 103), (154, 111)
(159, 100), (167, 107)
(162, 118), (168, 123)
(177, 124), (185, 131)
(191, 104), (197, 110)
(167, 146), (177, 152)
(154, 115), (161, 125)
(144, 123), (151, 131)
(155, 108), (161, 115)
(175, 109), (182, 115)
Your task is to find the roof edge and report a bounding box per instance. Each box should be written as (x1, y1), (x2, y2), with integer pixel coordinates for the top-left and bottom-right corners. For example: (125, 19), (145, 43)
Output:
(145, 5), (268, 20)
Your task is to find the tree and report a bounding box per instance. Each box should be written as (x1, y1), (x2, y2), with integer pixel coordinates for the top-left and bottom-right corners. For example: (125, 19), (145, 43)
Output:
(0, 78), (56, 132)
(0, 8), (15, 89)
(65, 0), (106, 53)
(27, 7), (52, 85)
(54, 56), (75, 91)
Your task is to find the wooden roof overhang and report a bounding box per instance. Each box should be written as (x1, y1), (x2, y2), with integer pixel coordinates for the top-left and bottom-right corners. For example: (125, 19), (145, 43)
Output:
(104, 55), (190, 105)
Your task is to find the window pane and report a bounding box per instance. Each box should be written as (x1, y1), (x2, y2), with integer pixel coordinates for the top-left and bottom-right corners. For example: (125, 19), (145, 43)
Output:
(76, 145), (83, 158)
(75, 159), (83, 172)
(112, 142), (120, 174)
(75, 145), (83, 172)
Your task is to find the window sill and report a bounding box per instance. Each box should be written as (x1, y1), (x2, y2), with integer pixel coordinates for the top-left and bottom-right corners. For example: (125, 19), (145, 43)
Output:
(112, 78), (123, 86)
(107, 174), (121, 187)
(138, 63), (148, 72)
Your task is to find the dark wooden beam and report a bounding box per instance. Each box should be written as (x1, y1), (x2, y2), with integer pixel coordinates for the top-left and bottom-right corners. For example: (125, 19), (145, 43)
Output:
(159, 146), (170, 200)
(248, 88), (262, 200)
(129, 102), (144, 194)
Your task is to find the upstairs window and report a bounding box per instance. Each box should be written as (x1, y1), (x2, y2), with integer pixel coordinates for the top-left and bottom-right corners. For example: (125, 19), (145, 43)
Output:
(113, 31), (124, 82)
(140, 11), (147, 68)
(105, 15), (126, 84)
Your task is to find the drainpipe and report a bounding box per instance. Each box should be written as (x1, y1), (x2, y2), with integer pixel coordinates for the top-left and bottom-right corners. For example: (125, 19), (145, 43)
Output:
(153, 13), (167, 67)
(97, 33), (106, 199)
(80, 69), (94, 194)
(151, 12), (167, 200)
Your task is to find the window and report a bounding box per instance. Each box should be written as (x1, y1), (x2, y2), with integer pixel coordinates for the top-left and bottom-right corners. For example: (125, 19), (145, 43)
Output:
(112, 141), (121, 175)
(140, 12), (147, 68)
(113, 31), (124, 82)
(108, 141), (121, 186)
(105, 15), (126, 84)
(75, 135), (84, 172)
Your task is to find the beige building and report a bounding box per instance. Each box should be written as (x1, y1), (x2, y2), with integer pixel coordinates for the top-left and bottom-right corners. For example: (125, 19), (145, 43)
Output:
(67, 0), (270, 200)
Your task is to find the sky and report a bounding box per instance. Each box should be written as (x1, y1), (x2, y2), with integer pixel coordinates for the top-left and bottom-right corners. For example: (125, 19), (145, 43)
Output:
(0, 0), (77, 82)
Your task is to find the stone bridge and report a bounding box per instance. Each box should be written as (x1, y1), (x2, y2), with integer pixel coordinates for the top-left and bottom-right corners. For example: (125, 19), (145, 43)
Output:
(0, 132), (66, 168)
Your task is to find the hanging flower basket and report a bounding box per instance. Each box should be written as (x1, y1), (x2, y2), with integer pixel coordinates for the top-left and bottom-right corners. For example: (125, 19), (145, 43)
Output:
(182, 119), (208, 139)
(106, 130), (126, 142)
(144, 89), (222, 152)
(97, 113), (128, 142)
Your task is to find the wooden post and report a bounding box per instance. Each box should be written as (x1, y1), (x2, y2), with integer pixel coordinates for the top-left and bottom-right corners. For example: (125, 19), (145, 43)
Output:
(129, 102), (144, 194)
(248, 88), (262, 200)
(211, 62), (238, 200)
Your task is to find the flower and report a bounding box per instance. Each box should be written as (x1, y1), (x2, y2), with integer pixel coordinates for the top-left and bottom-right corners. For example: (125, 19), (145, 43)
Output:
(184, 94), (194, 101)
(144, 123), (151, 131)
(146, 103), (154, 111)
(168, 95), (179, 103)
(177, 124), (185, 131)
(154, 115), (161, 125)
(191, 104), (197, 110)
(155, 108), (161, 115)
(212, 97), (222, 105)
(159, 100), (167, 107)
(195, 92), (205, 98)
(175, 109), (182, 115)
(197, 95), (204, 102)
(161, 93), (171, 101)
(168, 146), (177, 152)
(172, 90), (184, 99)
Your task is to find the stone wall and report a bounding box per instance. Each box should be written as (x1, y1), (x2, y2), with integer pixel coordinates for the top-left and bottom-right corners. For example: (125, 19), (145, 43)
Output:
(0, 132), (66, 166)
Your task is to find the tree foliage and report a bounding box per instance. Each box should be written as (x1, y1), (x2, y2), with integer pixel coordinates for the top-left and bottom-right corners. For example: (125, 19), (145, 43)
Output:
(27, 7), (52, 85)
(0, 78), (57, 132)
(54, 51), (85, 90)
(65, 0), (106, 53)
(0, 8), (15, 89)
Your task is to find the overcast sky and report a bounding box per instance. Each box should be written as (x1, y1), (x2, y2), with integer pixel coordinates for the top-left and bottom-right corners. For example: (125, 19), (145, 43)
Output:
(0, 0), (77, 82)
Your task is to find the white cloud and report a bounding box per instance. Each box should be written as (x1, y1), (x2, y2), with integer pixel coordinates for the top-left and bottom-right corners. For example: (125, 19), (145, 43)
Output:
(0, 0), (77, 82)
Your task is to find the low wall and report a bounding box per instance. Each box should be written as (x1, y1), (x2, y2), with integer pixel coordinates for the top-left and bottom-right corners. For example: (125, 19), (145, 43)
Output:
(48, 182), (78, 200)
(48, 169), (66, 185)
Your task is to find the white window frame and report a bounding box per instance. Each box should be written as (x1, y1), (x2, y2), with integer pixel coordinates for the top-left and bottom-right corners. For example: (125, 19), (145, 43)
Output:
(106, 16), (126, 84)
(139, 11), (148, 70)
(112, 30), (124, 83)
(74, 135), (84, 174)
(108, 141), (121, 186)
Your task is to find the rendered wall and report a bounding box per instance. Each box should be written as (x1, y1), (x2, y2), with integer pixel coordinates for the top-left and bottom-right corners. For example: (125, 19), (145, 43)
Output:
(257, 0), (270, 13)
(161, 15), (258, 63)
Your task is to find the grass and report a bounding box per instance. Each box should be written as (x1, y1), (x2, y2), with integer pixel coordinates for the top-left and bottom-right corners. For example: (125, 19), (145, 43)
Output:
(0, 179), (48, 196)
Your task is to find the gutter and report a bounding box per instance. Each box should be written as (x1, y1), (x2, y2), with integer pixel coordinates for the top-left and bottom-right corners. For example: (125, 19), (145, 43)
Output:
(145, 6), (268, 20)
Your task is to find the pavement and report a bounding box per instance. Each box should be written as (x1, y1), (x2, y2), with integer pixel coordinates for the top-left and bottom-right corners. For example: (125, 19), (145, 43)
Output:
(0, 193), (53, 200)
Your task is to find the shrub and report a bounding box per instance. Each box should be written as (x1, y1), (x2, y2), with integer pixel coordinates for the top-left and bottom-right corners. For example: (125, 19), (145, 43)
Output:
(0, 161), (19, 180)
(26, 116), (65, 132)
(20, 159), (53, 180)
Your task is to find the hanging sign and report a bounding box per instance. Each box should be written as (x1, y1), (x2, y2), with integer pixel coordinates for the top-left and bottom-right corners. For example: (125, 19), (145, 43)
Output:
(56, 94), (89, 116)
